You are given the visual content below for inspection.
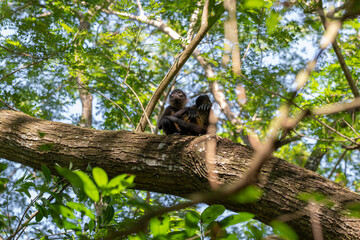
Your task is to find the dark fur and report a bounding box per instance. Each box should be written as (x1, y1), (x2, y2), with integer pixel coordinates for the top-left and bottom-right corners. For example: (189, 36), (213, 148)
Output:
(158, 89), (188, 135)
(167, 95), (212, 136)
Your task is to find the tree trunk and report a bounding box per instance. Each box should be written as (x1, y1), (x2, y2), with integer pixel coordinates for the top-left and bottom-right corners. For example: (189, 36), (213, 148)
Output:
(77, 79), (93, 128)
(0, 110), (359, 239)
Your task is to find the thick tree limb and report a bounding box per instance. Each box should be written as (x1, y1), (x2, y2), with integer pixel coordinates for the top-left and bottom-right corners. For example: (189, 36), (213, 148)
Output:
(0, 110), (360, 239)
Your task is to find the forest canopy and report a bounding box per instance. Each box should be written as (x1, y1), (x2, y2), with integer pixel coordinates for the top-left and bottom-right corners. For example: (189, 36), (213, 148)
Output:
(0, 0), (360, 239)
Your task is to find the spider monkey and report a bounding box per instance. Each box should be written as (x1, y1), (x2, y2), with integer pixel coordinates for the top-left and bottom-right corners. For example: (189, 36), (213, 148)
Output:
(158, 89), (188, 135)
(166, 95), (212, 136)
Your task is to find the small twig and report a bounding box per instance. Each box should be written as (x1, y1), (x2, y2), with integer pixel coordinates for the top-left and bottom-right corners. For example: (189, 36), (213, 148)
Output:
(186, 230), (211, 240)
(123, 27), (154, 133)
(310, 116), (356, 144)
(241, 37), (254, 62)
(124, 82), (154, 133)
(30, 230), (74, 240)
(0, 98), (17, 111)
(275, 135), (302, 148)
(327, 150), (348, 179)
(0, 44), (39, 59)
(0, 55), (54, 82)
(239, 72), (291, 103)
(103, 54), (136, 74)
(7, 182), (69, 240)
(0, 1), (33, 21)
(77, 83), (135, 130)
(342, 119), (360, 137)
(317, 3), (359, 98)
(293, 129), (347, 143)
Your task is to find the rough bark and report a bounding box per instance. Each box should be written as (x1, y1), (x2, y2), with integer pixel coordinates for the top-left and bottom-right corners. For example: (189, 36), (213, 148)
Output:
(77, 79), (93, 128)
(0, 110), (360, 239)
(76, 14), (93, 128)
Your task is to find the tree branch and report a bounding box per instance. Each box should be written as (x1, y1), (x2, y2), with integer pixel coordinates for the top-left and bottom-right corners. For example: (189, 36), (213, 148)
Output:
(1, 110), (360, 239)
(317, 4), (359, 98)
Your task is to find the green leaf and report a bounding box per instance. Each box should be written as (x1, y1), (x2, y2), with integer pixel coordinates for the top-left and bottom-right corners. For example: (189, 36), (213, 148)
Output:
(128, 233), (147, 240)
(220, 212), (255, 228)
(0, 163), (7, 173)
(244, 0), (265, 9)
(35, 205), (44, 222)
(59, 22), (75, 33)
(62, 220), (81, 230)
(266, 11), (280, 34)
(185, 211), (200, 236)
(150, 215), (169, 237)
(41, 165), (52, 183)
(50, 204), (76, 219)
(168, 231), (187, 239)
(93, 167), (108, 188)
(106, 174), (134, 195)
(231, 185), (263, 203)
(201, 205), (225, 225)
(271, 220), (298, 240)
(0, 179), (8, 193)
(75, 171), (99, 202)
(221, 234), (238, 240)
(6, 39), (21, 47)
(67, 201), (95, 220)
(103, 205), (115, 224)
(56, 167), (83, 189)
(36, 204), (48, 219)
(107, 175), (126, 194)
(88, 219), (95, 232)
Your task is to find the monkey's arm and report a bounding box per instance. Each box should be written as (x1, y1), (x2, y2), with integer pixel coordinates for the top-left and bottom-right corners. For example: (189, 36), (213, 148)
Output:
(166, 115), (207, 135)
(158, 106), (173, 129)
(158, 107), (181, 135)
(171, 106), (198, 120)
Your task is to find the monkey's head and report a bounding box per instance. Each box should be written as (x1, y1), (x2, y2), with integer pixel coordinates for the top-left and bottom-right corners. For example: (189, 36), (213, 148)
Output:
(169, 89), (187, 110)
